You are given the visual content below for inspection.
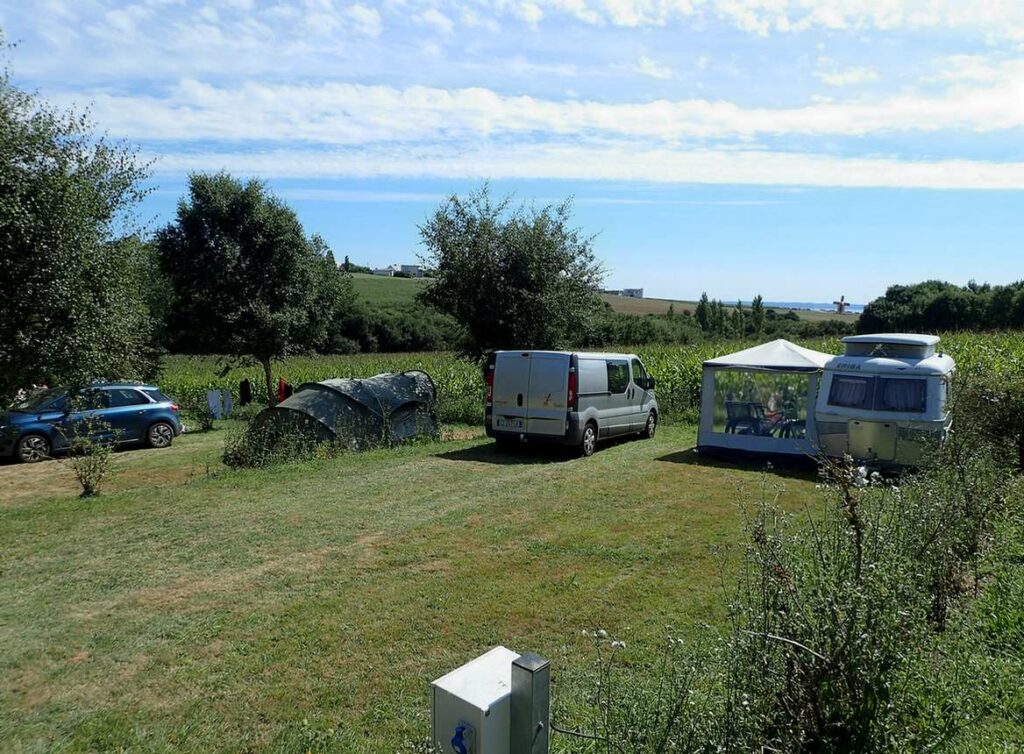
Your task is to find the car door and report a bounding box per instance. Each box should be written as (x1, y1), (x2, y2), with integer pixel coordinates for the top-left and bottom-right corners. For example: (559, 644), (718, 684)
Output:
(102, 388), (155, 443)
(602, 358), (632, 436)
(630, 358), (654, 429)
(48, 389), (110, 448)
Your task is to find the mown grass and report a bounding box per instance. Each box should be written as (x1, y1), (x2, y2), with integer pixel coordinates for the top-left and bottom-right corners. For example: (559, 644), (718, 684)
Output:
(0, 423), (820, 752)
(348, 271), (851, 322)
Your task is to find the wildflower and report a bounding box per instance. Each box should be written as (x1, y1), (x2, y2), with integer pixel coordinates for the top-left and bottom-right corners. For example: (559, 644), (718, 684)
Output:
(611, 640), (626, 650)
(596, 629), (608, 639)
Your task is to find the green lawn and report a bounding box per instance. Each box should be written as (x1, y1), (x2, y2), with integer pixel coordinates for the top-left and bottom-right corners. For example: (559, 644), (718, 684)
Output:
(0, 424), (820, 752)
(348, 271), (854, 322)
(350, 272), (428, 306)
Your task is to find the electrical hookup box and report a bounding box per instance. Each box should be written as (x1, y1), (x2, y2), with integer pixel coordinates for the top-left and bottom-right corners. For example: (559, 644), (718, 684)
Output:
(431, 646), (521, 754)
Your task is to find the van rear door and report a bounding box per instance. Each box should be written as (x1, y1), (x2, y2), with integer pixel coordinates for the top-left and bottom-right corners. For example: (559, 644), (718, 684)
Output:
(491, 352), (531, 432)
(525, 352), (570, 436)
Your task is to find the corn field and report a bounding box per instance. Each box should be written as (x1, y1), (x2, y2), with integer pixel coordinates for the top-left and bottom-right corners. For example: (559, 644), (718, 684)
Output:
(158, 332), (1024, 425)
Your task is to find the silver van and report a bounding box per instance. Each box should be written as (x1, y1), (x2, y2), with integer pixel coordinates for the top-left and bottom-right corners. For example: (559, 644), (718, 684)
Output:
(485, 351), (658, 456)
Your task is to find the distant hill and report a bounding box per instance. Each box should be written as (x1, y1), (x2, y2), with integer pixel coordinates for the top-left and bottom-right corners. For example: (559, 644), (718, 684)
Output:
(350, 273), (855, 322)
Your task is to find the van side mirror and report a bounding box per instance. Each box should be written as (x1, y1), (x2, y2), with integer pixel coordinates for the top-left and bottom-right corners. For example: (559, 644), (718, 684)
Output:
(648, 377), (656, 390)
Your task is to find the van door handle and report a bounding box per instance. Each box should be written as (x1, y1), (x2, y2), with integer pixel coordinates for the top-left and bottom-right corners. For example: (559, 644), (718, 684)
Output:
(516, 393), (523, 407)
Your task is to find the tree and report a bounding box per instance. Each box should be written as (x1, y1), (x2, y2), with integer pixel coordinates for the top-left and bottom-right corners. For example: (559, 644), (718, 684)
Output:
(156, 173), (354, 405)
(751, 295), (766, 334)
(0, 46), (156, 401)
(695, 292), (711, 332)
(418, 184), (605, 358)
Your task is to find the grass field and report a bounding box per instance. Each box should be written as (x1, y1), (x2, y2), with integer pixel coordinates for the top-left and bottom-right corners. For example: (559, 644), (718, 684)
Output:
(0, 423), (820, 752)
(349, 272), (853, 322)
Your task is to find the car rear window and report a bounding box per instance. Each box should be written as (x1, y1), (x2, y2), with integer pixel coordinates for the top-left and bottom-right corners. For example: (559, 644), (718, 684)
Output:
(142, 388), (172, 403)
(106, 388), (151, 407)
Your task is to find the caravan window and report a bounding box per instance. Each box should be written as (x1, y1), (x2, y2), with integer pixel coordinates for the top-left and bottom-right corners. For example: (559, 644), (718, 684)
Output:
(875, 378), (927, 413)
(828, 376), (873, 409)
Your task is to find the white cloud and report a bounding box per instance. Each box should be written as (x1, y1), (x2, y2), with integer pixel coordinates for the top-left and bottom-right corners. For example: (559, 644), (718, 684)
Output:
(60, 62), (1024, 145)
(343, 3), (382, 36)
(416, 8), (455, 34)
(147, 143), (1024, 189)
(815, 59), (879, 86)
(518, 0), (1024, 37)
(634, 55), (673, 79)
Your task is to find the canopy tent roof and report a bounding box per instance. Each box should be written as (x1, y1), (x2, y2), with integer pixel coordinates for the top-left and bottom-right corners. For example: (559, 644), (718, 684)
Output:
(703, 339), (833, 372)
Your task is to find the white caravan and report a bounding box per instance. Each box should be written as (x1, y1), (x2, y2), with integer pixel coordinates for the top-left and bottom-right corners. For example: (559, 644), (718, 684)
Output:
(485, 351), (659, 456)
(815, 334), (955, 467)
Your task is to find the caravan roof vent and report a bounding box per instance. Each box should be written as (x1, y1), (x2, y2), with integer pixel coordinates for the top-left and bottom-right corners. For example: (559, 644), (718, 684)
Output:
(841, 333), (939, 359)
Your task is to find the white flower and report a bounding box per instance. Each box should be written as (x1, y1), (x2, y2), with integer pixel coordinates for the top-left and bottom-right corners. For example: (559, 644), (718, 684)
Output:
(611, 640), (626, 650)
(596, 629), (608, 639)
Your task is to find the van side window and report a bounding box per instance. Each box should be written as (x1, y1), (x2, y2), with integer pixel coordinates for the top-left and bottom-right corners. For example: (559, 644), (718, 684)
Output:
(606, 360), (630, 393)
(631, 359), (648, 383)
(875, 378), (927, 412)
(828, 375), (873, 409)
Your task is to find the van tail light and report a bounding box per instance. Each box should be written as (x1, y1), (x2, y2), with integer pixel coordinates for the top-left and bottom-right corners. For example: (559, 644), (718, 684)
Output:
(567, 370), (577, 410)
(485, 367), (494, 405)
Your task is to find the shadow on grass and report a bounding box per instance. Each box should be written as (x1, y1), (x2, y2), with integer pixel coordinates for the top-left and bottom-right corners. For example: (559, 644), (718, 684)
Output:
(658, 447), (821, 482)
(437, 441), (576, 465)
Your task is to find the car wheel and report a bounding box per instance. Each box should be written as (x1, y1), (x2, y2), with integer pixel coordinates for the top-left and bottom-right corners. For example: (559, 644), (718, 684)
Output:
(17, 434), (51, 463)
(579, 423), (597, 457)
(642, 411), (657, 439)
(147, 422), (175, 449)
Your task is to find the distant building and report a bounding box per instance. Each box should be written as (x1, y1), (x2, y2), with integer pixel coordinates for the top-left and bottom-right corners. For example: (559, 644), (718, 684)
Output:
(373, 263), (425, 277)
(603, 288), (644, 298)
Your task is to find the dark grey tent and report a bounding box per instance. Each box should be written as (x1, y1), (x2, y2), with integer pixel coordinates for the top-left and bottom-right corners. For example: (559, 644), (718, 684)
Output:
(254, 371), (438, 449)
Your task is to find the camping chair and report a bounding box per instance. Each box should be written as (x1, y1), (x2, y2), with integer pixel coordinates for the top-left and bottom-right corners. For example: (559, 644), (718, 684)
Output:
(725, 401), (767, 435)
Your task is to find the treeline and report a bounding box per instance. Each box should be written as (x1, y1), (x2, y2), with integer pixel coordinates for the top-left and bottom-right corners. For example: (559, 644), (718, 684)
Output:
(859, 279), (1024, 333)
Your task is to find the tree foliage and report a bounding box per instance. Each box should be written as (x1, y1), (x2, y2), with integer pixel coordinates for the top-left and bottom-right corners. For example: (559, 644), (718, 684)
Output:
(859, 279), (1024, 333)
(418, 185), (605, 358)
(0, 49), (156, 401)
(155, 173), (356, 404)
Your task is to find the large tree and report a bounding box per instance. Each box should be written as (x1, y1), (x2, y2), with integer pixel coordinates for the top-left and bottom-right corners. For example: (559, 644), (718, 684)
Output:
(156, 173), (354, 405)
(418, 185), (605, 358)
(0, 48), (156, 401)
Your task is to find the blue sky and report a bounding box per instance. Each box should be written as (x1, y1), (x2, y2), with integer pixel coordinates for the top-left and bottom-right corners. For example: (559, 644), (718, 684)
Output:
(3, 1), (1024, 303)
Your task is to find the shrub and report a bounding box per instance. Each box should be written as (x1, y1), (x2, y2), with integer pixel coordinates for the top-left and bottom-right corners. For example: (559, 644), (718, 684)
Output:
(58, 415), (118, 498)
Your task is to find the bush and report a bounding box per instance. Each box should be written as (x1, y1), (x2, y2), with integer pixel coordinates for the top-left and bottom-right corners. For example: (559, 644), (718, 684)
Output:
(59, 415), (118, 498)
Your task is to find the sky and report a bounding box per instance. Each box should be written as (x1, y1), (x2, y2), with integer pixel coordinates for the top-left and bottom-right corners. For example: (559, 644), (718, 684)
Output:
(2, 0), (1024, 303)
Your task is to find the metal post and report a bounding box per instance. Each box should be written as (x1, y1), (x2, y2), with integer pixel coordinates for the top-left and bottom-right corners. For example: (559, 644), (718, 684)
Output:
(510, 652), (550, 754)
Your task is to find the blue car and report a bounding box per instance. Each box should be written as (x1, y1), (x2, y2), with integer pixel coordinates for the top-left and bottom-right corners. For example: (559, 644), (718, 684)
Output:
(0, 383), (183, 463)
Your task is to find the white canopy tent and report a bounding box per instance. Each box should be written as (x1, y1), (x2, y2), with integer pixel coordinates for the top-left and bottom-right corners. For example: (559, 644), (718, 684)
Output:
(697, 339), (834, 457)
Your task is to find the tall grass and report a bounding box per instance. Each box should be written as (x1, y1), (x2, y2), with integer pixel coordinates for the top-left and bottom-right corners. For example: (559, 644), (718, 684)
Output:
(156, 332), (1024, 426)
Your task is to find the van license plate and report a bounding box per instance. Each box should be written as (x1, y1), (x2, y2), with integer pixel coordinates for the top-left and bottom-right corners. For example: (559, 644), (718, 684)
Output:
(496, 418), (523, 429)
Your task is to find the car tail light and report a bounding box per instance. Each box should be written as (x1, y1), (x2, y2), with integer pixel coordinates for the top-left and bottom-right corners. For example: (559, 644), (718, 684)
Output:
(485, 367), (494, 405)
(170, 403), (180, 412)
(567, 370), (577, 410)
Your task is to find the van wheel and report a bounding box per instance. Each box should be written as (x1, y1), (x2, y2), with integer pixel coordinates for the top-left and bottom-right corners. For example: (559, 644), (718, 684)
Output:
(579, 423), (597, 458)
(642, 411), (657, 439)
